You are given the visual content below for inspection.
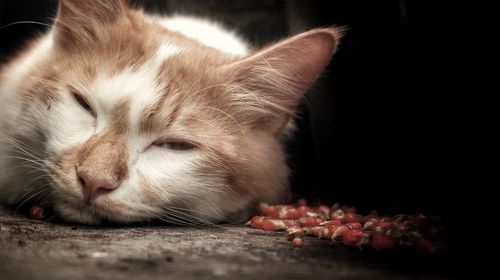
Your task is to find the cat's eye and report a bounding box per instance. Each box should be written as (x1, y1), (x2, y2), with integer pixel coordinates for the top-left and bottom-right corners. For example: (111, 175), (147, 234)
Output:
(72, 91), (95, 116)
(154, 141), (196, 151)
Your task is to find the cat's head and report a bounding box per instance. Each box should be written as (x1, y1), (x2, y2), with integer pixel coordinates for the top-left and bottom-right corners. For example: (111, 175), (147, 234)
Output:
(0, 0), (341, 224)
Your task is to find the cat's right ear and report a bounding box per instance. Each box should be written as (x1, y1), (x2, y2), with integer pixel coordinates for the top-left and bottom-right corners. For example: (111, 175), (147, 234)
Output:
(53, 0), (128, 48)
(223, 28), (342, 135)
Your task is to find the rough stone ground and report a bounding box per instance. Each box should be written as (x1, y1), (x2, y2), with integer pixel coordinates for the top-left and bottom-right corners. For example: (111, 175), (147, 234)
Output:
(0, 209), (460, 280)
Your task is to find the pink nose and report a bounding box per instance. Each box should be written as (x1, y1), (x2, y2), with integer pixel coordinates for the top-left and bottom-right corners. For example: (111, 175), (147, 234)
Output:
(77, 170), (119, 203)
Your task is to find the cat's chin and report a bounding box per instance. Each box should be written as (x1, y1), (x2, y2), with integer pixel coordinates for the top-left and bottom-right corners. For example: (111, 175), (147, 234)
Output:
(53, 197), (250, 225)
(53, 201), (144, 225)
(54, 203), (103, 225)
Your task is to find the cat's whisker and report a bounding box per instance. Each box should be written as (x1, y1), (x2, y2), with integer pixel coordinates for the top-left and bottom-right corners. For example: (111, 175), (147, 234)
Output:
(14, 188), (40, 211)
(156, 216), (198, 227)
(22, 174), (51, 188)
(1, 160), (48, 174)
(14, 188), (51, 216)
(0, 138), (43, 159)
(0, 21), (68, 33)
(0, 156), (46, 168)
(0, 136), (48, 162)
(44, 212), (60, 223)
(0, 151), (46, 165)
(151, 206), (207, 227)
(43, 168), (68, 194)
(147, 209), (198, 227)
(161, 210), (207, 227)
(163, 206), (224, 228)
(27, 168), (51, 176)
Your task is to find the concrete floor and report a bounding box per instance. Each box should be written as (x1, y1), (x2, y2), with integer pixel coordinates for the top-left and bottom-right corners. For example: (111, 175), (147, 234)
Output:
(0, 208), (460, 280)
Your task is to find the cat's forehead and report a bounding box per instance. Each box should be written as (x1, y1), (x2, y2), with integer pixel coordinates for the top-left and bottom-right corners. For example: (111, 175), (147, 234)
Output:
(70, 15), (243, 72)
(74, 38), (237, 135)
(29, 15), (245, 136)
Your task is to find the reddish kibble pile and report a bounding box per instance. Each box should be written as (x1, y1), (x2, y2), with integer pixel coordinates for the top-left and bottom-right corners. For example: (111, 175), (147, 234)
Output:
(247, 201), (447, 253)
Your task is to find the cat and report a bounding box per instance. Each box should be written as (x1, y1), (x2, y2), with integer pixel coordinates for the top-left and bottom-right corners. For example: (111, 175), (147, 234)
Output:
(0, 0), (341, 225)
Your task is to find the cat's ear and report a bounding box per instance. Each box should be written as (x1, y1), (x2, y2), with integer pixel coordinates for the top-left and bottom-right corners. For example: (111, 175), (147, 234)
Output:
(226, 28), (343, 135)
(53, 0), (128, 48)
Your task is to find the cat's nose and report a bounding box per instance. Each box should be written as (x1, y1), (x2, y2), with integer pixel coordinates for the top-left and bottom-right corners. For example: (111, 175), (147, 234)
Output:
(77, 170), (119, 203)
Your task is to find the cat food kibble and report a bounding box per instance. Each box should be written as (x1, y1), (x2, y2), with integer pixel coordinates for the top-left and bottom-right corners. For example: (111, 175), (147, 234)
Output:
(28, 205), (45, 220)
(247, 201), (447, 253)
(292, 237), (304, 248)
(342, 229), (364, 246)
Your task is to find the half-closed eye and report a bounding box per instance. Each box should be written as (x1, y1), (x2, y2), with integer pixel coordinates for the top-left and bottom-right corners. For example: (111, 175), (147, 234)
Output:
(72, 90), (95, 117)
(153, 140), (196, 151)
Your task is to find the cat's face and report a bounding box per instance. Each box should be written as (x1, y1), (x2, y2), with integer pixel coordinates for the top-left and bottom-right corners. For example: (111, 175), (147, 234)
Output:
(0, 0), (340, 224)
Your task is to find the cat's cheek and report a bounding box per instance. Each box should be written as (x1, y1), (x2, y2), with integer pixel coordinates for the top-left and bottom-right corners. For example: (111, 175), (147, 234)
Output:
(233, 134), (289, 203)
(179, 157), (248, 222)
(51, 145), (84, 200)
(136, 171), (163, 206)
(44, 100), (96, 154)
(132, 152), (228, 221)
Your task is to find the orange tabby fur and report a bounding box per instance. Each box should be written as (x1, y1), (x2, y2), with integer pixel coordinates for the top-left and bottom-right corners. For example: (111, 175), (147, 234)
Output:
(0, 0), (342, 224)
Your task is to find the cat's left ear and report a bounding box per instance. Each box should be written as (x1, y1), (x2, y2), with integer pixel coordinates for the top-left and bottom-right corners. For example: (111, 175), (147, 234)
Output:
(226, 28), (343, 135)
(53, 0), (128, 48)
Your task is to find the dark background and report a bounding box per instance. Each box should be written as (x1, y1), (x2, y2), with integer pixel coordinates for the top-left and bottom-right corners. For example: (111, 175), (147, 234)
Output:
(0, 1), (466, 235)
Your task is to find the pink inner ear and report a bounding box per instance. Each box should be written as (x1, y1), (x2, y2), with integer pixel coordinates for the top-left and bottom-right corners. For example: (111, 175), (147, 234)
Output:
(230, 28), (341, 109)
(225, 28), (341, 133)
(296, 30), (340, 87)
